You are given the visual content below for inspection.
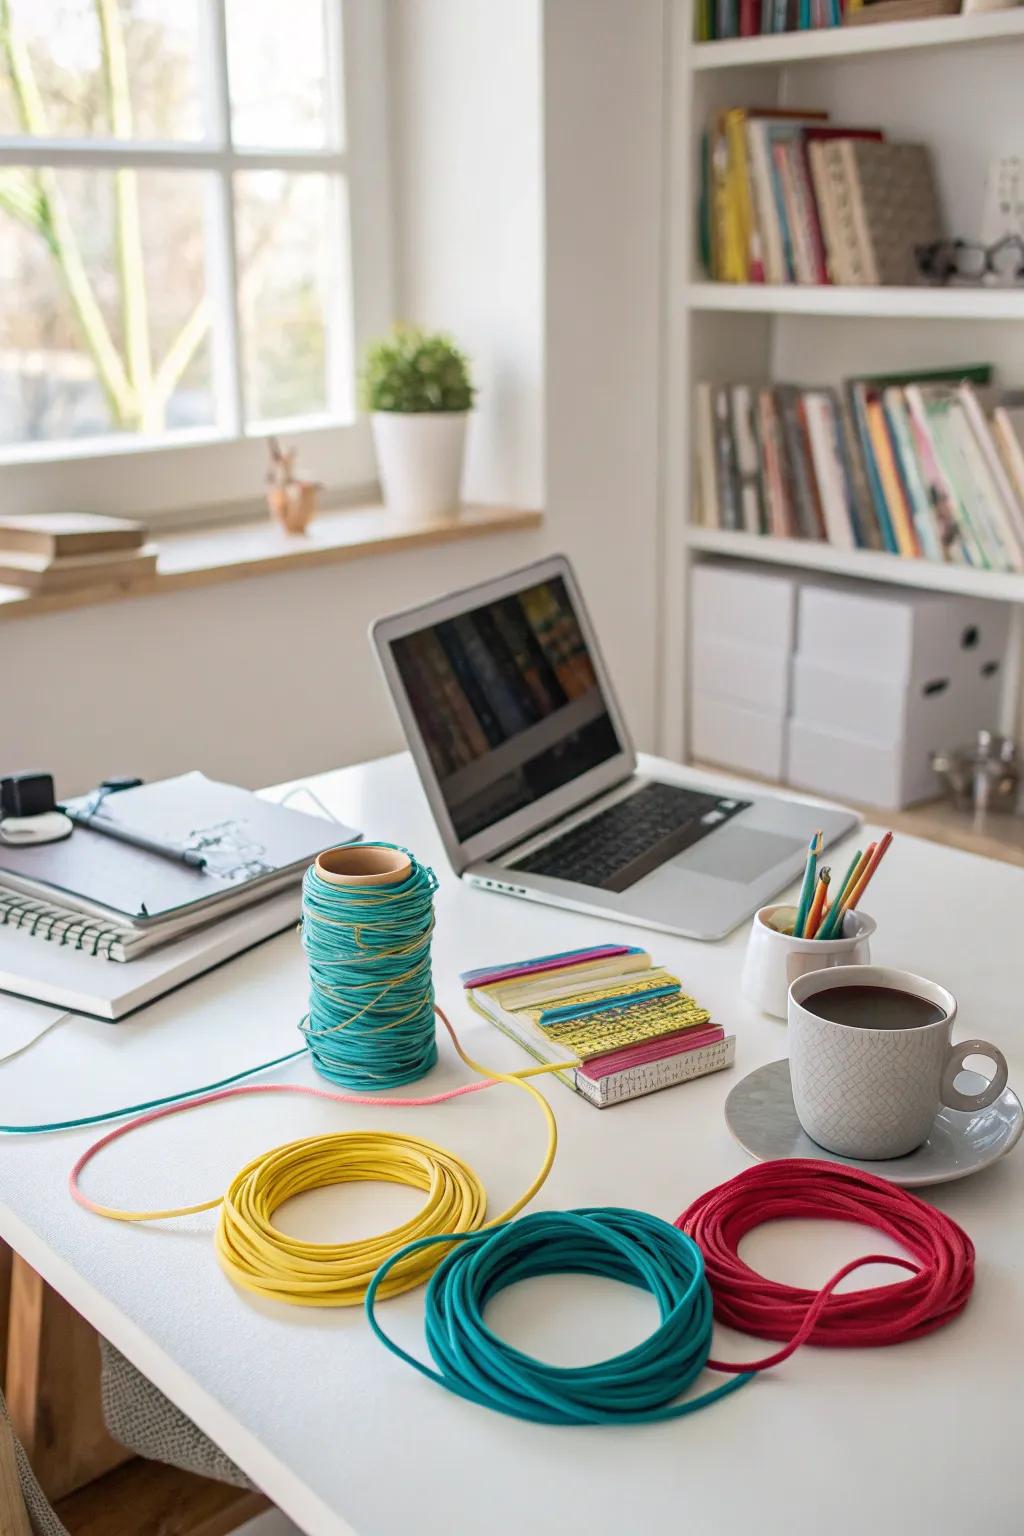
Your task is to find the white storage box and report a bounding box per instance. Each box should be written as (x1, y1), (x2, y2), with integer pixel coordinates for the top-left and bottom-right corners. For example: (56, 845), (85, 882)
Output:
(692, 634), (791, 713)
(691, 692), (787, 780)
(791, 652), (1004, 748)
(789, 717), (937, 809)
(691, 563), (798, 649)
(797, 583), (1010, 688)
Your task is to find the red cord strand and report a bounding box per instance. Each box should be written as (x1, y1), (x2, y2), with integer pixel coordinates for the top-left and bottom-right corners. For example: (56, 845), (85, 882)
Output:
(677, 1159), (974, 1374)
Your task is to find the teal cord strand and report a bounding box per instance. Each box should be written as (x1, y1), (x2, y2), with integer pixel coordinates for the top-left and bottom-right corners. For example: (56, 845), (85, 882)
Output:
(365, 1208), (754, 1424)
(299, 847), (439, 1091)
(0, 1046), (306, 1136)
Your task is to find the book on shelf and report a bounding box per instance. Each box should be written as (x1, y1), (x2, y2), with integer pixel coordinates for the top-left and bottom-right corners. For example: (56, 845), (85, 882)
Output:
(701, 100), (946, 288)
(844, 0), (962, 24)
(693, 364), (1024, 573)
(0, 513), (145, 560)
(462, 945), (736, 1108)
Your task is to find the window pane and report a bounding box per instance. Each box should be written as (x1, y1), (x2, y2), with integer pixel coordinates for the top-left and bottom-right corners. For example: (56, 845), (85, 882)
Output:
(225, 0), (331, 149)
(0, 169), (214, 446)
(236, 171), (345, 425)
(0, 1), (204, 141)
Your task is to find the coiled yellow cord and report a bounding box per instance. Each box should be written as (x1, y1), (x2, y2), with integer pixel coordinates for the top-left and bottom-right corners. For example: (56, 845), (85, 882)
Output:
(71, 1007), (564, 1306)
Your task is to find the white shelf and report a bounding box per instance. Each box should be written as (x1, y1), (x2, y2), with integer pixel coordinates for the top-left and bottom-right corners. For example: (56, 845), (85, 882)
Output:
(685, 282), (1024, 321)
(691, 9), (1024, 70)
(685, 526), (1024, 602)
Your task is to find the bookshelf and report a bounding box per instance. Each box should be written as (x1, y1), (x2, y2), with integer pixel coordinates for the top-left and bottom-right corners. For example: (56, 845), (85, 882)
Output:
(692, 6), (1024, 68)
(663, 3), (1024, 768)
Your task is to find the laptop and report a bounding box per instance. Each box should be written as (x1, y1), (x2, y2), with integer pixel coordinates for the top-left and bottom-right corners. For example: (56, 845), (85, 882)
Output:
(371, 555), (856, 939)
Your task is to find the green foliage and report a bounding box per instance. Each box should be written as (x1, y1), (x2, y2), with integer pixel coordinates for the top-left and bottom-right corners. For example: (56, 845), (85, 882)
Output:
(360, 326), (474, 414)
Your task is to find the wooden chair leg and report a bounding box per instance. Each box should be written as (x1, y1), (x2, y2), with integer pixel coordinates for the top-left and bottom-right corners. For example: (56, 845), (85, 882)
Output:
(5, 1256), (132, 1501)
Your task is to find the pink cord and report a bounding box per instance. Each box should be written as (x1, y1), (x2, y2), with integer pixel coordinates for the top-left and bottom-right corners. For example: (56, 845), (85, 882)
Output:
(69, 1075), (494, 1214)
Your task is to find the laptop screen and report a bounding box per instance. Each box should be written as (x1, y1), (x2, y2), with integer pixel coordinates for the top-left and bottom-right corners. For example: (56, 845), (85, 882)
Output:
(390, 575), (622, 842)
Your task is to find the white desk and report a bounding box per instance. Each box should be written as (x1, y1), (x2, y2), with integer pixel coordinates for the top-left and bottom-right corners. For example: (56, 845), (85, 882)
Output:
(0, 754), (1021, 1536)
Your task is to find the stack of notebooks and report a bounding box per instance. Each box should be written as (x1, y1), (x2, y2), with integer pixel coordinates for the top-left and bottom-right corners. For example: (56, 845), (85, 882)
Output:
(0, 513), (157, 593)
(463, 945), (736, 1108)
(0, 773), (357, 1017)
(701, 107), (944, 286)
(695, 365), (1024, 571)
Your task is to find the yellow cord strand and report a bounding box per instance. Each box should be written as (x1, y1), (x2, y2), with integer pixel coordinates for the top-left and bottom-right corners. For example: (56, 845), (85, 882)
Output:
(72, 1006), (566, 1307)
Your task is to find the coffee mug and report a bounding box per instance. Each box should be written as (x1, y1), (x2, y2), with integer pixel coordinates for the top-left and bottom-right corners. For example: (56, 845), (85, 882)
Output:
(788, 964), (1009, 1159)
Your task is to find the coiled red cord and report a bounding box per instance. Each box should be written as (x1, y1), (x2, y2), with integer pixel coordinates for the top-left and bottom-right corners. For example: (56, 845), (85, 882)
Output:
(677, 1160), (974, 1374)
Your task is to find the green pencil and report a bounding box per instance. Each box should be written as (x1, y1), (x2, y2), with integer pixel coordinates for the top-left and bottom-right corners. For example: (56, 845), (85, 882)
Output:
(793, 830), (823, 938)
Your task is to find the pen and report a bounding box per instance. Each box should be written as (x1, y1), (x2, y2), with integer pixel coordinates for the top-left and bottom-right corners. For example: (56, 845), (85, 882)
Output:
(64, 806), (207, 871)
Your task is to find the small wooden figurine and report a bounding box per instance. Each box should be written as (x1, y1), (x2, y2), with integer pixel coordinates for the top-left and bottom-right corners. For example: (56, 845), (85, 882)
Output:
(265, 437), (321, 534)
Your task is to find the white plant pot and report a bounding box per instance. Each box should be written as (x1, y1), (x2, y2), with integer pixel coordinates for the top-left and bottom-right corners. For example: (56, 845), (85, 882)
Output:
(371, 410), (468, 522)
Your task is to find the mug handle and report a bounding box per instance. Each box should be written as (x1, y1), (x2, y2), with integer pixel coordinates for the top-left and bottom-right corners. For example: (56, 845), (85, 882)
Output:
(940, 1039), (1009, 1113)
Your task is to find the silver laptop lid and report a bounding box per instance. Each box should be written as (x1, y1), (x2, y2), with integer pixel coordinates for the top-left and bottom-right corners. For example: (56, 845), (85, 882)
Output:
(371, 554), (637, 873)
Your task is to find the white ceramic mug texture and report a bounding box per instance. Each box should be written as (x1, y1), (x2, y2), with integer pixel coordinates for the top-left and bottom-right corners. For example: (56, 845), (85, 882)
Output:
(740, 904), (875, 1019)
(788, 963), (1010, 1160)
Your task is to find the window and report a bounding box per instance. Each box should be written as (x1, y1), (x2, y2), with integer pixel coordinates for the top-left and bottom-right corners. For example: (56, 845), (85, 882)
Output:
(0, 0), (390, 520)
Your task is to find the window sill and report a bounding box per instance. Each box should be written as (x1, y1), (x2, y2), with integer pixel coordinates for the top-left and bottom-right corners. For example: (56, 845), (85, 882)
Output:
(0, 501), (544, 623)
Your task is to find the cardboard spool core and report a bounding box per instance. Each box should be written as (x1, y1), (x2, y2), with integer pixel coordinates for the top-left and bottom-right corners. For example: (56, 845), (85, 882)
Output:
(315, 844), (411, 888)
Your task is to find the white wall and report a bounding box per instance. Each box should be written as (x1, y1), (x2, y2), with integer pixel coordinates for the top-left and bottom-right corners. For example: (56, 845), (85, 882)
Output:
(542, 0), (667, 753)
(9, 0), (669, 793)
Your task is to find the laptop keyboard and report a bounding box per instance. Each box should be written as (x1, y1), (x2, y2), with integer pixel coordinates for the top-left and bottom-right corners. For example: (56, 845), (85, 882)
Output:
(510, 781), (751, 894)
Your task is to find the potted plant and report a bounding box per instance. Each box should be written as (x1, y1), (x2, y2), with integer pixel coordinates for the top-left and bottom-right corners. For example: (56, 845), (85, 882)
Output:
(360, 326), (475, 522)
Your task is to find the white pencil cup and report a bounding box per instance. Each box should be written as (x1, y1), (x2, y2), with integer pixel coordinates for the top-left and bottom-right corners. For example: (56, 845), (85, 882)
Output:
(740, 904), (876, 1020)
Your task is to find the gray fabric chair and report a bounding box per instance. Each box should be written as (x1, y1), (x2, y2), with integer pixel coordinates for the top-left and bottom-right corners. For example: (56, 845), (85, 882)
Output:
(98, 1340), (255, 1490)
(0, 1385), (68, 1536)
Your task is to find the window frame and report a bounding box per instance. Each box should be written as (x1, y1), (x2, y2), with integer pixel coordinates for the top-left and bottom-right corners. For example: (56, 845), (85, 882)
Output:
(0, 0), (393, 524)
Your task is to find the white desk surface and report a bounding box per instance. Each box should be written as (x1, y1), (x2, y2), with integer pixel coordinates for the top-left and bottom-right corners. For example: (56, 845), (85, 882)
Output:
(0, 753), (1021, 1536)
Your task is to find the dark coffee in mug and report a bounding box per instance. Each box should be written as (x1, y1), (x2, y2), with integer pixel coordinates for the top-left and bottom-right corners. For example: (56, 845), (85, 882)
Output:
(802, 984), (946, 1031)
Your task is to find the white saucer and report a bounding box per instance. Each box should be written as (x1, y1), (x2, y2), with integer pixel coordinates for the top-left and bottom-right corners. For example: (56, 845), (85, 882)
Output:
(724, 1059), (1023, 1187)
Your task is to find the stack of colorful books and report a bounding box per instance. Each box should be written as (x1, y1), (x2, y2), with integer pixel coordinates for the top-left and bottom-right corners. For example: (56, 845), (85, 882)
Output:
(462, 945), (735, 1108)
(698, 0), (845, 39)
(695, 365), (1024, 571)
(701, 106), (943, 287)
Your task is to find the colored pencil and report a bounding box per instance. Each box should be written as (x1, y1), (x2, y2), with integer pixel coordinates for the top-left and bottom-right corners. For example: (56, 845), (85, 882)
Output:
(804, 867), (830, 939)
(793, 830), (823, 937)
(817, 848), (862, 940)
(843, 830), (894, 912)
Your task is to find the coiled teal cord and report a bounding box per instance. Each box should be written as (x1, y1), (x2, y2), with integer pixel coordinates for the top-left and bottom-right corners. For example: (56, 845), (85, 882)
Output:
(299, 847), (439, 1091)
(365, 1207), (753, 1424)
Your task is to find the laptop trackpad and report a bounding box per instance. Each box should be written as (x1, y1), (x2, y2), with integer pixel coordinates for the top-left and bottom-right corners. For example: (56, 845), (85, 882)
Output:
(676, 825), (803, 883)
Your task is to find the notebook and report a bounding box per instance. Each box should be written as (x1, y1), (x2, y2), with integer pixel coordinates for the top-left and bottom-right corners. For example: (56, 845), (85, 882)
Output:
(0, 884), (302, 1019)
(0, 772), (358, 927)
(463, 945), (736, 1108)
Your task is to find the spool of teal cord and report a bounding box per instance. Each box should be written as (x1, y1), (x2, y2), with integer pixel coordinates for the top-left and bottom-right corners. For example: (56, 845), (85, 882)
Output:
(300, 843), (440, 1091)
(365, 1207), (753, 1424)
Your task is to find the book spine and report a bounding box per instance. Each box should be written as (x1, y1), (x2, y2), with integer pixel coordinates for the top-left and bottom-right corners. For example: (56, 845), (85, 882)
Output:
(766, 130), (798, 282)
(957, 384), (1024, 568)
(803, 392), (854, 549)
(836, 386), (882, 549)
(774, 140), (814, 284)
(903, 385), (969, 565)
(777, 386), (823, 539)
(819, 142), (863, 285)
(730, 384), (766, 534)
(847, 381), (898, 552)
(993, 408), (1024, 510)
(576, 1037), (737, 1108)
(793, 136), (830, 283)
(747, 121), (785, 284)
(865, 395), (920, 556)
(695, 381), (719, 527)
(435, 622), (506, 745)
(758, 387), (794, 537)
(881, 388), (943, 563)
(714, 385), (741, 531)
(840, 140), (879, 285)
